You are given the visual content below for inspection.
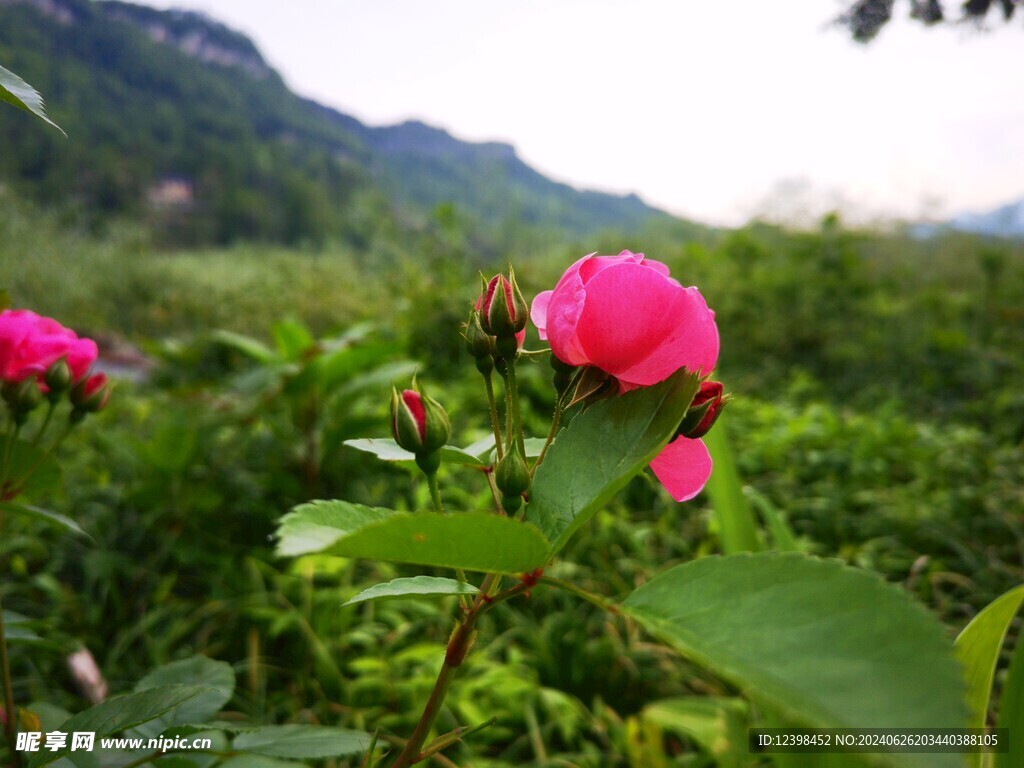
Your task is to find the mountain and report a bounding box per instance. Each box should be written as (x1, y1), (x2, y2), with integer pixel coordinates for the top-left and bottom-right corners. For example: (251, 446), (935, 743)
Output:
(0, 0), (672, 246)
(948, 198), (1024, 239)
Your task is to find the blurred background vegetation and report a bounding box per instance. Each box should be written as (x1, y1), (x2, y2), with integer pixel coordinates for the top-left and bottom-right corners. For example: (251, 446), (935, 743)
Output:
(2, 0), (1023, 764)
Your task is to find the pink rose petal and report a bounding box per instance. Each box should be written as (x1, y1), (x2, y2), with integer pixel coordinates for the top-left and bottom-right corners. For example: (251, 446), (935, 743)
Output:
(649, 436), (713, 502)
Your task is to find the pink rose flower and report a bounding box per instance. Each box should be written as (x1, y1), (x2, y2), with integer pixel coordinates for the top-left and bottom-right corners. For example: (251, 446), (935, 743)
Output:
(0, 309), (98, 386)
(531, 251), (720, 502)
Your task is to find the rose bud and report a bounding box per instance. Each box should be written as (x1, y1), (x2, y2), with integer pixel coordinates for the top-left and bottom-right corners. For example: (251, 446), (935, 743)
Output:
(677, 380), (728, 439)
(495, 442), (530, 515)
(44, 357), (73, 403)
(390, 381), (450, 457)
(2, 377), (43, 423)
(70, 372), (110, 419)
(480, 270), (529, 359)
(464, 309), (495, 375)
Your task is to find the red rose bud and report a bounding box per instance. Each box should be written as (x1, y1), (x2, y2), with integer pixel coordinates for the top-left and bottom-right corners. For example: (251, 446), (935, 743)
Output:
(678, 380), (727, 439)
(390, 383), (450, 456)
(70, 373), (110, 415)
(481, 270), (529, 341)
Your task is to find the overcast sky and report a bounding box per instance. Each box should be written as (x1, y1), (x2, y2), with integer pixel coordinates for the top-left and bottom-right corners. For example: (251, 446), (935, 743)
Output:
(141, 0), (1022, 226)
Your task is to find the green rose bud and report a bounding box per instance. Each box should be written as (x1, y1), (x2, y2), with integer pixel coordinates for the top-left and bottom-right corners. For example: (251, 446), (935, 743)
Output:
(495, 442), (530, 515)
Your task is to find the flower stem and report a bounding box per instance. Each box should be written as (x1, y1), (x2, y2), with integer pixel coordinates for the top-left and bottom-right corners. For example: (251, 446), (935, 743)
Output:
(531, 399), (565, 477)
(484, 469), (505, 516)
(482, 372), (503, 462)
(426, 473), (445, 515)
(426, 473), (471, 611)
(503, 363), (526, 458)
(30, 402), (55, 449)
(389, 578), (529, 768)
(0, 593), (21, 768)
(1, 422), (22, 501)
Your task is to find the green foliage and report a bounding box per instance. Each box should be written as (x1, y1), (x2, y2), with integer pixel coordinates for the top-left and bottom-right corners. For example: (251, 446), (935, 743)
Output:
(623, 553), (969, 768)
(3, 181), (1023, 764)
(231, 725), (371, 759)
(344, 438), (487, 468)
(343, 576), (480, 607)
(701, 426), (762, 553)
(638, 697), (749, 768)
(277, 502), (549, 573)
(526, 369), (699, 552)
(995, 627), (1024, 768)
(0, 63), (63, 134)
(0, 436), (61, 501)
(954, 584), (1024, 750)
(25, 685), (210, 768)
(131, 656), (235, 736)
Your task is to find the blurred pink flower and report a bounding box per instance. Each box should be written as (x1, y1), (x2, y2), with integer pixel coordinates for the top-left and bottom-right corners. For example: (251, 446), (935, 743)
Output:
(531, 251), (719, 502)
(0, 309), (98, 386)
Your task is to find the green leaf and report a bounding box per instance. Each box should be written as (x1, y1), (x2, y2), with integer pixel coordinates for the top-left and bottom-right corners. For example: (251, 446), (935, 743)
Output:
(271, 318), (314, 361)
(746, 486), (800, 552)
(312, 342), (397, 392)
(343, 438), (486, 467)
(954, 583), (1024, 768)
(526, 369), (699, 553)
(343, 576), (480, 607)
(2, 610), (45, 646)
(623, 553), (968, 768)
(277, 500), (549, 573)
(0, 64), (65, 135)
(701, 426), (762, 553)
(26, 685), (210, 768)
(232, 724), (371, 759)
(277, 500), (399, 556)
(208, 330), (278, 364)
(462, 434), (548, 461)
(0, 437), (63, 500)
(132, 656), (236, 737)
(641, 697), (748, 768)
(995, 618), (1024, 768)
(0, 502), (91, 540)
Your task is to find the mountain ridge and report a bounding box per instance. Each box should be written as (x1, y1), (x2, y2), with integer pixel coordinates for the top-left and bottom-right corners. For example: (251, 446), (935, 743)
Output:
(0, 0), (672, 245)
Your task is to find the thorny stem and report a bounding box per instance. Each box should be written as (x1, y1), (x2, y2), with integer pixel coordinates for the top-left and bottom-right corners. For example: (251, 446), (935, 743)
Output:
(426, 473), (471, 612)
(483, 469), (505, 516)
(482, 371), (503, 462)
(502, 362), (526, 458)
(426, 473), (445, 516)
(389, 576), (535, 768)
(0, 593), (21, 768)
(531, 397), (566, 477)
